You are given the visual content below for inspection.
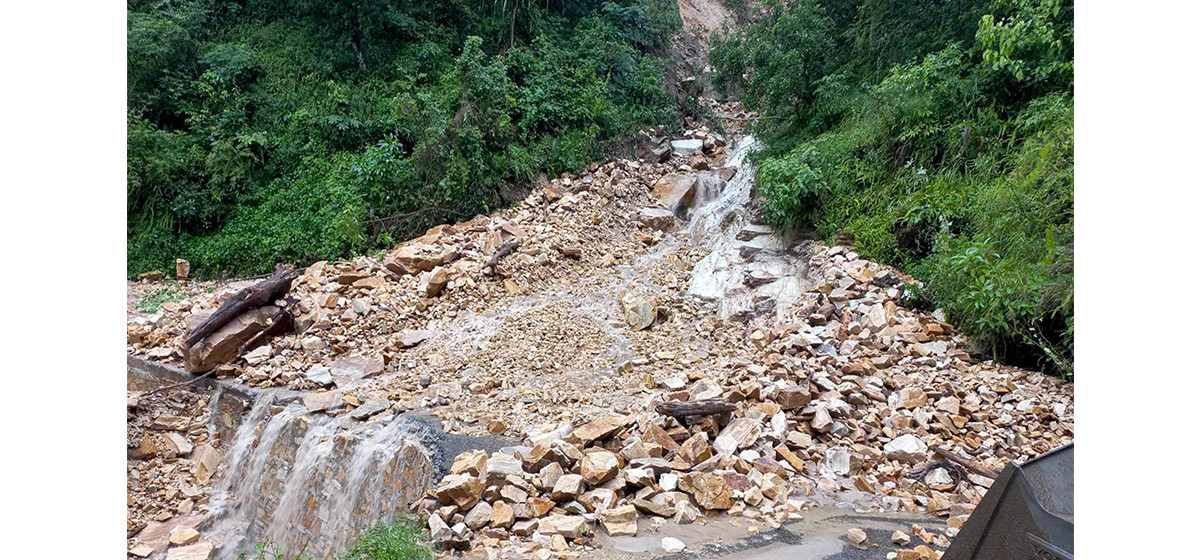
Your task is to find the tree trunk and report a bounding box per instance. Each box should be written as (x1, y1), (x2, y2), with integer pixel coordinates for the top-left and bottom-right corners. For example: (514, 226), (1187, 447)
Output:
(655, 399), (737, 423)
(182, 265), (298, 349)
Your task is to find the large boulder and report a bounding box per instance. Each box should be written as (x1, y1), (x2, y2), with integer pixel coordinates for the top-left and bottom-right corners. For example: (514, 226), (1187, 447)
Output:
(650, 174), (698, 215)
(181, 306), (290, 373)
(638, 208), (677, 232)
(385, 244), (442, 275)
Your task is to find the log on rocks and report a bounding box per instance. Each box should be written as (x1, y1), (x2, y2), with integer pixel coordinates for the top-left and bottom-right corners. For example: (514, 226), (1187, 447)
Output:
(655, 399), (736, 424)
(182, 265), (298, 349)
(182, 305), (292, 373)
(932, 446), (1001, 479)
(484, 241), (519, 276)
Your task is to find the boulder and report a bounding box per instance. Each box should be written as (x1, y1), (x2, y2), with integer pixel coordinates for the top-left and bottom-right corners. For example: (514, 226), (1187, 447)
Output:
(638, 208), (677, 232)
(689, 473), (732, 510)
(551, 474), (585, 501)
(618, 290), (656, 331)
(302, 391), (343, 413)
(385, 244), (442, 275)
(540, 515), (589, 539)
(571, 416), (624, 446)
(491, 501), (515, 528)
(168, 526), (200, 546)
(650, 174), (698, 214)
(428, 513), (451, 541)
(181, 306), (290, 373)
(165, 542), (213, 560)
(422, 266), (449, 297)
(884, 434), (928, 463)
(598, 504), (638, 536)
(463, 501), (492, 529)
(436, 474), (484, 509)
(581, 450), (619, 485)
(670, 139), (703, 156)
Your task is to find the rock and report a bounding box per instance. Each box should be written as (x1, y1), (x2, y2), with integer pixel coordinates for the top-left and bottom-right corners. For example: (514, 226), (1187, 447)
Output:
(670, 139), (703, 156)
(302, 391), (343, 413)
(129, 544), (154, 558)
(847, 527), (869, 549)
(448, 448), (484, 474)
(436, 474), (484, 509)
(714, 418), (761, 456)
(537, 462), (564, 490)
(330, 355), (385, 385)
(528, 497), (556, 517)
(399, 330), (433, 348)
(650, 174), (698, 214)
(661, 537), (686, 553)
(423, 266), (450, 297)
(491, 501), (515, 528)
(924, 467), (956, 490)
(892, 530), (911, 545)
(625, 467), (656, 487)
(169, 526), (200, 546)
(191, 444), (221, 484)
(352, 276), (385, 290)
(638, 207), (677, 231)
(598, 504), (638, 536)
(619, 290), (656, 331)
(777, 383), (811, 409)
(674, 501), (700, 524)
(385, 244), (442, 275)
(464, 501), (492, 529)
(165, 542), (213, 560)
(551, 474), (585, 501)
(137, 270), (164, 281)
(690, 473), (732, 510)
(632, 498), (675, 518)
(896, 387), (928, 409)
(512, 519), (539, 536)
(581, 450), (619, 485)
(550, 534), (570, 552)
(484, 454), (524, 485)
(304, 366), (333, 386)
(572, 416), (624, 445)
(678, 433), (712, 465)
(718, 166), (739, 181)
(175, 259), (190, 279)
(429, 512), (451, 541)
(181, 305), (290, 373)
(811, 406), (833, 433)
(884, 434), (928, 463)
(760, 472), (788, 500)
(821, 449), (851, 476)
(540, 515), (588, 539)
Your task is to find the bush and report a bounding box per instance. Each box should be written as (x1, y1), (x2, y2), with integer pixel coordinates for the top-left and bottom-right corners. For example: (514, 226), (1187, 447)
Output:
(716, 0), (1074, 374)
(127, 1), (681, 278)
(339, 519), (433, 560)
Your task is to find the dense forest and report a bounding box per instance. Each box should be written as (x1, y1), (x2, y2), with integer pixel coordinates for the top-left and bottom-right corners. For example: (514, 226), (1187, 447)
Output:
(128, 0), (682, 278)
(712, 0), (1073, 374)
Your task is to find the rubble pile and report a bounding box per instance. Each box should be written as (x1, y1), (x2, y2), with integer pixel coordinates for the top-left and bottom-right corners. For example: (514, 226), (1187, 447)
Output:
(127, 125), (736, 397)
(406, 245), (1073, 557)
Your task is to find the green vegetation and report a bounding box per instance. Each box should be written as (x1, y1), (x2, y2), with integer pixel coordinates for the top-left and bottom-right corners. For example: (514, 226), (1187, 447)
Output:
(238, 519), (432, 560)
(339, 519), (434, 560)
(136, 283), (187, 313)
(712, 0), (1073, 374)
(128, 0), (682, 278)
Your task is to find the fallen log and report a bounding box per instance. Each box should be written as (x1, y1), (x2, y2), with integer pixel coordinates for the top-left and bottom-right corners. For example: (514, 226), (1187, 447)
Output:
(655, 398), (736, 424)
(932, 446), (1001, 479)
(182, 265), (298, 349)
(483, 240), (519, 276)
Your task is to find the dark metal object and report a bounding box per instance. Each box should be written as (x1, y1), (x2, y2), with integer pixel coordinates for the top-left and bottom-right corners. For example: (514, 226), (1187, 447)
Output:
(942, 444), (1074, 560)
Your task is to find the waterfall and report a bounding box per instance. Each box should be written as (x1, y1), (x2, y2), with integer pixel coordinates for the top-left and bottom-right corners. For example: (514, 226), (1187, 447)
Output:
(205, 396), (436, 559)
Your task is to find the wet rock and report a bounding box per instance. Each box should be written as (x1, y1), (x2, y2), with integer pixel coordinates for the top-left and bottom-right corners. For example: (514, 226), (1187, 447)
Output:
(302, 391), (343, 413)
(638, 207), (677, 231)
(650, 174), (698, 214)
(671, 139), (703, 156)
(619, 290), (657, 331)
(165, 542), (213, 560)
(304, 366), (333, 387)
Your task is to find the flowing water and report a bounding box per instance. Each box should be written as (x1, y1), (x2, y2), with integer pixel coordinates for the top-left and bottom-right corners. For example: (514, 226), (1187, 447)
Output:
(196, 133), (821, 559)
(205, 396), (436, 559)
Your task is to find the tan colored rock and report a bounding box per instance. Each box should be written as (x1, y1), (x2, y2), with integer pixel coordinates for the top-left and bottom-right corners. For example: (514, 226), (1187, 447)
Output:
(435, 474), (484, 509)
(679, 433), (712, 465)
(491, 501), (515, 528)
(191, 444), (222, 484)
(450, 450), (488, 476)
(463, 501), (492, 529)
(581, 450), (620, 485)
(551, 474), (585, 501)
(528, 496), (556, 517)
(598, 504), (638, 536)
(847, 527), (869, 549)
(181, 305), (288, 373)
(638, 208), (677, 231)
(650, 174), (697, 214)
(422, 266), (449, 297)
(169, 526), (200, 546)
(540, 515), (589, 539)
(165, 542), (213, 560)
(385, 244), (441, 275)
(892, 530), (911, 545)
(572, 416), (624, 445)
(690, 473), (732, 510)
